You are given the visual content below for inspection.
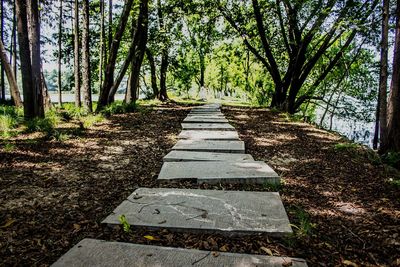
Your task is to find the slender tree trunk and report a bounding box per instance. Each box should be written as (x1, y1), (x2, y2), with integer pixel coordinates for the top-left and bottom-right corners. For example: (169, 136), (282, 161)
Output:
(0, 0), (5, 101)
(387, 0), (400, 153)
(82, 0), (92, 111)
(0, 40), (22, 107)
(145, 48), (158, 98)
(12, 0), (17, 79)
(99, 0), (105, 92)
(97, 0), (134, 110)
(58, 0), (63, 107)
(157, 0), (168, 101)
(28, 0), (45, 117)
(125, 0), (148, 104)
(16, 0), (35, 118)
(108, 0), (112, 51)
(376, 0), (390, 152)
(74, 0), (81, 107)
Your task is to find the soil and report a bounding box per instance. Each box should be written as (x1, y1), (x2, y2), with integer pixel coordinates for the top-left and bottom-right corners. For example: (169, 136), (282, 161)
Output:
(0, 104), (399, 266)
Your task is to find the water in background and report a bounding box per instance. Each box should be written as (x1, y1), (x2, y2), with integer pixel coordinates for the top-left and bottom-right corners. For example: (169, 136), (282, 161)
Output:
(315, 107), (375, 148)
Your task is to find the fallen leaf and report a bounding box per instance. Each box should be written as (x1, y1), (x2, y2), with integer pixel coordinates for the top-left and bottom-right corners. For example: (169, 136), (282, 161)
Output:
(342, 260), (358, 267)
(212, 251), (220, 257)
(73, 224), (81, 230)
(144, 235), (159, 241)
(0, 219), (15, 229)
(260, 246), (273, 256)
(219, 245), (228, 252)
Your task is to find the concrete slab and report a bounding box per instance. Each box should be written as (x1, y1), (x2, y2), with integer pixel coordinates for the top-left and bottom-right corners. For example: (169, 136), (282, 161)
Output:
(181, 123), (235, 131)
(158, 162), (280, 184)
(52, 239), (307, 267)
(183, 117), (229, 123)
(172, 140), (245, 153)
(163, 150), (254, 162)
(102, 188), (291, 236)
(178, 130), (240, 140)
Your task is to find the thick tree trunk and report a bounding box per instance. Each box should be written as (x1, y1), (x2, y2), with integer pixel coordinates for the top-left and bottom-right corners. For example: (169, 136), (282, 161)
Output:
(12, 0), (17, 79)
(108, 0), (112, 51)
(145, 48), (158, 98)
(82, 0), (92, 111)
(27, 0), (45, 117)
(125, 0), (148, 104)
(97, 0), (134, 110)
(387, 0), (400, 153)
(58, 0), (63, 107)
(159, 51), (169, 101)
(0, 40), (22, 107)
(377, 0), (390, 152)
(74, 0), (81, 107)
(16, 0), (35, 118)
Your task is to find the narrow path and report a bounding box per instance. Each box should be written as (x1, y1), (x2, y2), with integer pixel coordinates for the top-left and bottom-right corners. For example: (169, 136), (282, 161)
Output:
(52, 104), (307, 266)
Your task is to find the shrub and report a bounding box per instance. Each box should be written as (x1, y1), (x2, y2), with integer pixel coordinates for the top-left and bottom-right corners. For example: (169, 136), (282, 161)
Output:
(80, 114), (104, 129)
(101, 102), (137, 116)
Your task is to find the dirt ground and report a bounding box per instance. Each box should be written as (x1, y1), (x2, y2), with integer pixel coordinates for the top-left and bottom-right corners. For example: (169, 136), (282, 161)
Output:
(1, 104), (399, 266)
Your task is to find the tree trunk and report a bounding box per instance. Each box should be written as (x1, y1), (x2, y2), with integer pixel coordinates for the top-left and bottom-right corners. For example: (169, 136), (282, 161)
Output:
(97, 0), (134, 110)
(159, 50), (168, 101)
(74, 0), (81, 107)
(12, 0), (17, 79)
(386, 0), (400, 153)
(58, 0), (63, 107)
(108, 0), (112, 51)
(145, 48), (158, 98)
(125, 0), (148, 104)
(16, 0), (35, 118)
(0, 40), (22, 107)
(27, 0), (45, 117)
(99, 0), (105, 92)
(82, 0), (92, 111)
(0, 0), (5, 101)
(377, 0), (389, 152)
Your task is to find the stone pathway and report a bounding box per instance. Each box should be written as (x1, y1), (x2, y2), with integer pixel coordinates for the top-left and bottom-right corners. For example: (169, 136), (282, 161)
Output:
(52, 104), (307, 266)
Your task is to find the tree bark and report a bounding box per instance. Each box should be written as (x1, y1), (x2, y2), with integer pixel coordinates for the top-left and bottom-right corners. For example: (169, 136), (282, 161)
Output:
(99, 0), (105, 92)
(58, 0), (63, 107)
(386, 0), (400, 153)
(16, 0), (35, 118)
(97, 0), (134, 110)
(125, 0), (148, 104)
(82, 0), (92, 111)
(74, 0), (81, 107)
(145, 48), (158, 98)
(157, 0), (168, 101)
(377, 0), (390, 152)
(0, 0), (5, 101)
(108, 0), (112, 51)
(27, 0), (45, 117)
(0, 40), (22, 107)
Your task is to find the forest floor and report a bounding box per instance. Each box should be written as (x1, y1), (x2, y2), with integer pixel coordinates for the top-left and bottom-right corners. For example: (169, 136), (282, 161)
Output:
(0, 103), (399, 266)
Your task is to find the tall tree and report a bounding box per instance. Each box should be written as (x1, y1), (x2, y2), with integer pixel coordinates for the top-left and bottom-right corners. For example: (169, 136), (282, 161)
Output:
(219, 0), (379, 113)
(376, 0), (389, 152)
(145, 48), (158, 98)
(27, 0), (45, 117)
(157, 0), (168, 101)
(99, 0), (105, 91)
(0, 40), (22, 107)
(125, 0), (149, 104)
(16, 0), (42, 118)
(74, 0), (81, 107)
(58, 0), (63, 106)
(0, 0), (5, 101)
(386, 0), (400, 152)
(81, 0), (92, 111)
(108, 0), (112, 51)
(97, 0), (134, 110)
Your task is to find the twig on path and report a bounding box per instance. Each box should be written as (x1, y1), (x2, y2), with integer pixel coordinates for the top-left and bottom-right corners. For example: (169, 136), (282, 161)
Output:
(192, 251), (211, 265)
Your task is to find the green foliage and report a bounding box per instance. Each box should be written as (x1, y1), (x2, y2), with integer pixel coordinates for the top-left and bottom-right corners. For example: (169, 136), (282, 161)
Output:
(101, 102), (137, 116)
(63, 103), (90, 120)
(25, 109), (61, 135)
(334, 142), (359, 151)
(263, 181), (282, 191)
(3, 142), (16, 152)
(0, 105), (23, 137)
(118, 215), (131, 233)
(51, 131), (71, 142)
(382, 152), (400, 168)
(290, 208), (316, 239)
(80, 114), (104, 129)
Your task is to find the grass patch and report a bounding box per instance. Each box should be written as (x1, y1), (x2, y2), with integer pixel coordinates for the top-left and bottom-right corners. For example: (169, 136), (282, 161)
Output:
(80, 114), (104, 129)
(334, 142), (359, 151)
(101, 102), (137, 116)
(263, 180), (283, 191)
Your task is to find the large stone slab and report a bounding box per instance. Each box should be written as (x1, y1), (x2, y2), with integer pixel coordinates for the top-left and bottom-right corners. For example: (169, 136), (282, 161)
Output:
(183, 116), (229, 123)
(172, 140), (245, 153)
(102, 188), (291, 236)
(52, 239), (307, 267)
(163, 150), (254, 162)
(158, 161), (280, 184)
(181, 123), (235, 131)
(178, 130), (240, 140)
